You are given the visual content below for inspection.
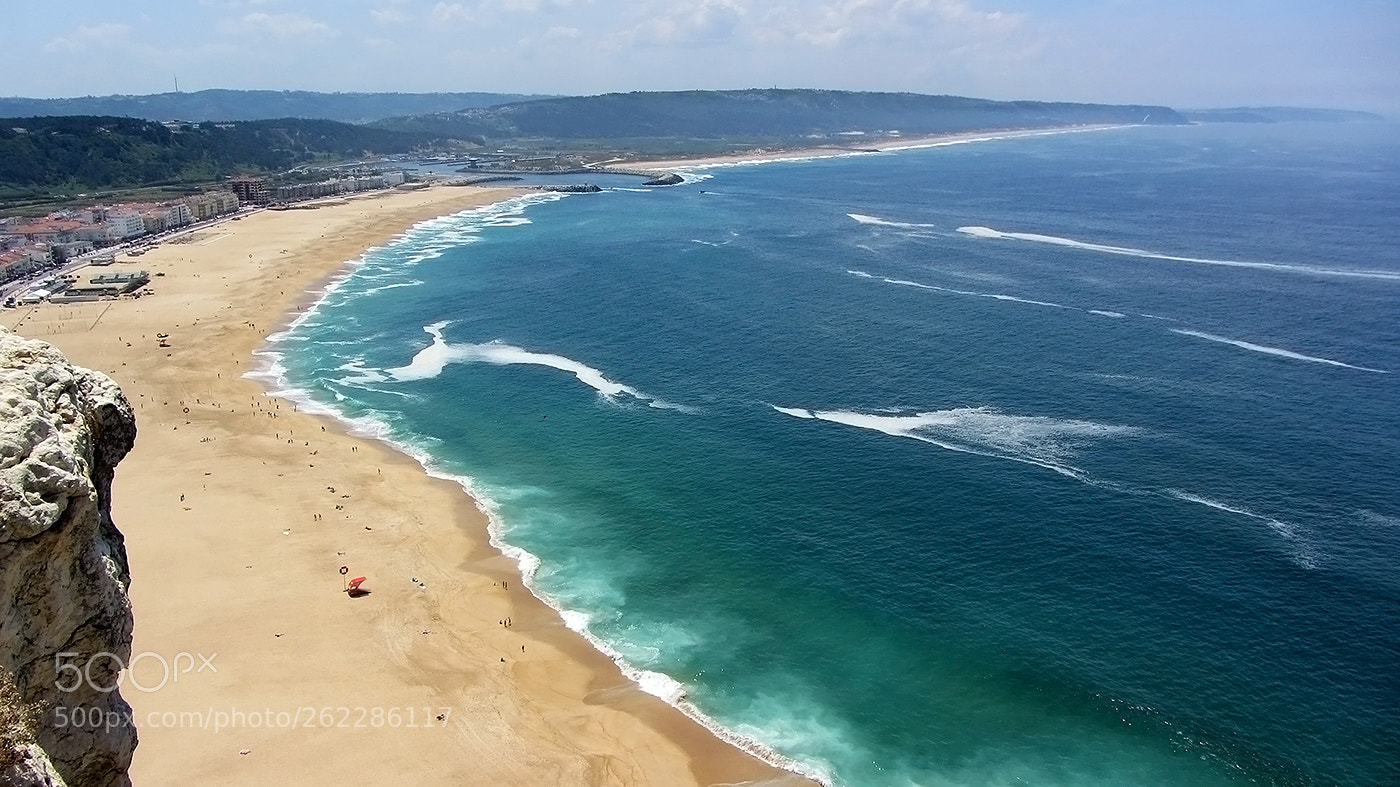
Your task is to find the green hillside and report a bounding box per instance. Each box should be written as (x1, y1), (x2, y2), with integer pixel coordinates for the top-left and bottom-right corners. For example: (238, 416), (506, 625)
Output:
(0, 116), (443, 199)
(374, 89), (1188, 144)
(0, 90), (553, 124)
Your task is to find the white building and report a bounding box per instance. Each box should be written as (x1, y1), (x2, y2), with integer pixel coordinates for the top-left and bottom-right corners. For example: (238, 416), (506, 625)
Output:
(165, 202), (193, 227)
(104, 212), (146, 240)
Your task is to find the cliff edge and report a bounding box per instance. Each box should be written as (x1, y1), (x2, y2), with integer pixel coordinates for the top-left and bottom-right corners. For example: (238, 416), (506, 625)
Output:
(0, 328), (137, 786)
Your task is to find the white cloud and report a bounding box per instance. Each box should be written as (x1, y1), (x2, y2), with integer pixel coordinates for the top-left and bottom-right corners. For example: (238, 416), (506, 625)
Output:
(226, 12), (338, 38)
(616, 0), (748, 47)
(476, 0), (581, 12)
(544, 26), (582, 41)
(784, 0), (1025, 47)
(431, 2), (474, 23)
(606, 0), (1027, 52)
(198, 0), (277, 7)
(371, 5), (409, 24)
(44, 23), (134, 53)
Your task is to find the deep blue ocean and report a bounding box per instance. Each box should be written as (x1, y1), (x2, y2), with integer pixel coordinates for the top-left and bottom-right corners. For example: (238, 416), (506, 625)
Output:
(263, 123), (1400, 785)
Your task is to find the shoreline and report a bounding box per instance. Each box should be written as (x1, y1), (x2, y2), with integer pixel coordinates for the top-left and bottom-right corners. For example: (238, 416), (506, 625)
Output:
(630, 124), (1133, 171)
(5, 185), (811, 785)
(247, 191), (829, 784)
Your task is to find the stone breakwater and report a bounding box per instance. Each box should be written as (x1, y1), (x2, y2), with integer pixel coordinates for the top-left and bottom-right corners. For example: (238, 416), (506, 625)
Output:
(1, 327), (137, 787)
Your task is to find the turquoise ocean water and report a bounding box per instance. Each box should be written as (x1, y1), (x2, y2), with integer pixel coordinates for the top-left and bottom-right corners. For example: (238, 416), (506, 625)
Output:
(259, 122), (1400, 785)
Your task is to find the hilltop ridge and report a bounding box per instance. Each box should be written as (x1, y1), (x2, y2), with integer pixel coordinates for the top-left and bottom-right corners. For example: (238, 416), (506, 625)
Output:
(0, 90), (553, 125)
(372, 88), (1187, 145)
(0, 116), (440, 201)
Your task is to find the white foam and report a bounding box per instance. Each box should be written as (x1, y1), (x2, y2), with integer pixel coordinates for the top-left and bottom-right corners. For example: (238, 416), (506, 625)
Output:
(658, 127), (1115, 178)
(958, 226), (1400, 281)
(1168, 491), (1320, 569)
(772, 406), (815, 419)
(778, 401), (1326, 572)
(388, 323), (690, 410)
(675, 150), (876, 172)
(357, 279), (424, 297)
(1089, 310), (1127, 318)
(774, 404), (1137, 480)
(333, 360), (390, 385)
(879, 125), (1128, 152)
(847, 213), (938, 230)
(1170, 329), (1390, 373)
(849, 269), (1074, 310)
(340, 384), (414, 399)
(1356, 510), (1400, 529)
(551, 600), (829, 784)
(540, 567), (829, 781)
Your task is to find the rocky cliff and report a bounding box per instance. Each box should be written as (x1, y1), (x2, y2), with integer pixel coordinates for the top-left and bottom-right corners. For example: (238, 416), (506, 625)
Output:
(0, 328), (137, 786)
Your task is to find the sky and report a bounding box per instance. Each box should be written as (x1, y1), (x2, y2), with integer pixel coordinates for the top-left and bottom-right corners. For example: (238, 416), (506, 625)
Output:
(4, 0), (1397, 112)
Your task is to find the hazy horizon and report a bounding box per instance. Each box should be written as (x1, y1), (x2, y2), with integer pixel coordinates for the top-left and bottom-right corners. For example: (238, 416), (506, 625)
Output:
(6, 1), (1398, 114)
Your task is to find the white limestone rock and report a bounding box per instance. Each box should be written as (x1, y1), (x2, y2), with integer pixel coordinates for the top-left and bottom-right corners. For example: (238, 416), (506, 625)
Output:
(0, 328), (137, 787)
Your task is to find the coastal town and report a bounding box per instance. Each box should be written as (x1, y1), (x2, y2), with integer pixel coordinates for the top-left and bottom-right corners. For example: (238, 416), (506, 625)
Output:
(0, 170), (410, 306)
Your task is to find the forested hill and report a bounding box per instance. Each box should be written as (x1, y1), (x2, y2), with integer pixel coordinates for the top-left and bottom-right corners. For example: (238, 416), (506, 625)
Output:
(372, 89), (1188, 142)
(0, 90), (552, 124)
(0, 116), (437, 196)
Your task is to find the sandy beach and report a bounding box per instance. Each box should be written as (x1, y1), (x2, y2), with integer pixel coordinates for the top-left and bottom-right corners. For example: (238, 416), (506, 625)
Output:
(5, 186), (809, 785)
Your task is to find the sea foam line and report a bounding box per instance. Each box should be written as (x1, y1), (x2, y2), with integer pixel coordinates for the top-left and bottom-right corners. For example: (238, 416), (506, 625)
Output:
(773, 403), (1322, 569)
(958, 225), (1400, 281)
(878, 124), (1131, 152)
(846, 269), (1076, 311)
(246, 198), (823, 786)
(847, 213), (938, 230)
(387, 323), (692, 411)
(357, 279), (425, 297)
(264, 192), (569, 347)
(774, 405), (1139, 481)
(1170, 329), (1390, 373)
(660, 127), (1129, 186)
(1167, 491), (1320, 569)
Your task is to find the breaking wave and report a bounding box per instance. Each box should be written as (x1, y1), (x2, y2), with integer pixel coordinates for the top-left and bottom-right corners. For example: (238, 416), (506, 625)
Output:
(1171, 329), (1390, 373)
(1167, 491), (1320, 569)
(846, 269), (1074, 310)
(775, 404), (1322, 568)
(848, 213), (938, 230)
(388, 323), (690, 410)
(773, 405), (1138, 481)
(957, 226), (1400, 281)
